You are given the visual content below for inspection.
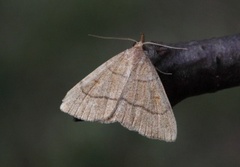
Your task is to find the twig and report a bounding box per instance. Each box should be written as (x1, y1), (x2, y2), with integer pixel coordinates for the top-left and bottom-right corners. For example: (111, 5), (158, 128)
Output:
(144, 34), (240, 106)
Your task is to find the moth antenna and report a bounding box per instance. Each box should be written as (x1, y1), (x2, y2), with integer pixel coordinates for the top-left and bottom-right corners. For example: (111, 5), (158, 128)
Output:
(143, 41), (187, 50)
(88, 34), (138, 43)
(89, 34), (187, 50)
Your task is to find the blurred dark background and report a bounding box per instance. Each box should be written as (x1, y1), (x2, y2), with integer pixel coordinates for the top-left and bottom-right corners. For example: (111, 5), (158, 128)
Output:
(1, 0), (240, 166)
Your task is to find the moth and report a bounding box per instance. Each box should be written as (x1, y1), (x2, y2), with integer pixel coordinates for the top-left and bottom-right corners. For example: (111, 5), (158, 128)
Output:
(60, 34), (185, 142)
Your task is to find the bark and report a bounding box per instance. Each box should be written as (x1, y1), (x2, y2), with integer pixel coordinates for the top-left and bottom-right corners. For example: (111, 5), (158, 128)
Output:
(144, 34), (240, 106)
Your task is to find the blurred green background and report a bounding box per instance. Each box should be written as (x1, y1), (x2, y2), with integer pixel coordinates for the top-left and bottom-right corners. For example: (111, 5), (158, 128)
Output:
(1, 0), (240, 166)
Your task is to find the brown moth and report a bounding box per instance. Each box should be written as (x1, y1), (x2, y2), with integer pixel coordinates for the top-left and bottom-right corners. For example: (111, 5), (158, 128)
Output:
(60, 34), (181, 142)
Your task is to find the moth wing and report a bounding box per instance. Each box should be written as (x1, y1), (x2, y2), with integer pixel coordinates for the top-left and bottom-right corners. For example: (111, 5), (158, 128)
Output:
(60, 47), (177, 141)
(106, 50), (177, 141)
(60, 49), (135, 121)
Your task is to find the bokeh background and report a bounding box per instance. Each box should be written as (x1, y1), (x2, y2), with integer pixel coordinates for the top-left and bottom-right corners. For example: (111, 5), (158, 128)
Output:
(1, 0), (240, 166)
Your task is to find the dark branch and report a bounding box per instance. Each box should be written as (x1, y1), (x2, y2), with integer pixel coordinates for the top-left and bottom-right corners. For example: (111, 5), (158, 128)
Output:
(144, 34), (240, 106)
